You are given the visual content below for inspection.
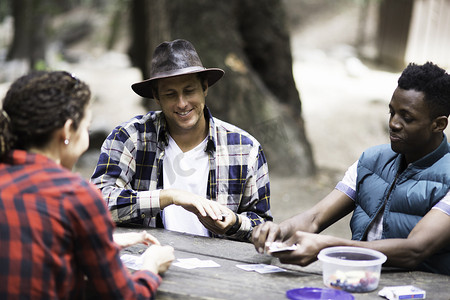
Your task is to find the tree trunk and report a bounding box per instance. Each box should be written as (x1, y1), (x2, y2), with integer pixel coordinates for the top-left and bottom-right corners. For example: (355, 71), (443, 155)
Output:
(29, 0), (48, 69)
(7, 0), (49, 70)
(7, 0), (32, 60)
(129, 0), (315, 177)
(128, 0), (171, 108)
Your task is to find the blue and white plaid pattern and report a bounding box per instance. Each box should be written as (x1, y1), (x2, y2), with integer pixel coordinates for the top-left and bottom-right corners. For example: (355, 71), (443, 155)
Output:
(91, 107), (272, 241)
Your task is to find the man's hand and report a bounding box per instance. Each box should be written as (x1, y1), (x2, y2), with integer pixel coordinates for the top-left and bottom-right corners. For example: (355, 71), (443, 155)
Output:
(160, 189), (238, 234)
(270, 231), (330, 267)
(161, 189), (224, 220)
(197, 207), (237, 235)
(252, 222), (327, 266)
(252, 221), (284, 254)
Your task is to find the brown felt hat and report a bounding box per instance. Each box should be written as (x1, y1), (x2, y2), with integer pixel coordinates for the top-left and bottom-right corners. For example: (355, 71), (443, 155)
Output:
(131, 39), (225, 99)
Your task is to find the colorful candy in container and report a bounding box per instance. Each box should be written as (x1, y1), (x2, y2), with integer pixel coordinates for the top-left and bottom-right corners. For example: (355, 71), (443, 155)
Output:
(317, 246), (387, 293)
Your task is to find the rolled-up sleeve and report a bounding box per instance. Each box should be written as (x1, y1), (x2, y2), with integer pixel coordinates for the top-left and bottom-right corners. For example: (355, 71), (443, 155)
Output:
(335, 160), (358, 201)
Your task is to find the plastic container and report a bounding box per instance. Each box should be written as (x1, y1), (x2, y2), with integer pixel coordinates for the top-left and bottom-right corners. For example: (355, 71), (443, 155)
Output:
(317, 246), (387, 293)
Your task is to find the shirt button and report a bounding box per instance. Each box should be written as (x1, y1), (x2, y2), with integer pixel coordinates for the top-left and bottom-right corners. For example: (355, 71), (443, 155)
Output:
(141, 213), (146, 218)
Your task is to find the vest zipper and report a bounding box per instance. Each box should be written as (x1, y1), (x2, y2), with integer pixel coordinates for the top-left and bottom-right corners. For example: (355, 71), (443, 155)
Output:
(362, 171), (400, 240)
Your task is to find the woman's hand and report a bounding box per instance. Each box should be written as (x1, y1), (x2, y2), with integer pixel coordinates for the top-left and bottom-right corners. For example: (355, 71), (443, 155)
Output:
(113, 231), (161, 249)
(141, 245), (175, 274)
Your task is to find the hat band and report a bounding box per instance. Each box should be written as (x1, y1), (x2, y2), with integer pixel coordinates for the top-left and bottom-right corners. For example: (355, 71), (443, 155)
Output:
(151, 66), (207, 80)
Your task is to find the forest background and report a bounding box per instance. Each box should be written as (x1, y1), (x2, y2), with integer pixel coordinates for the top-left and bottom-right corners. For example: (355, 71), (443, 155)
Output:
(1, 0), (448, 238)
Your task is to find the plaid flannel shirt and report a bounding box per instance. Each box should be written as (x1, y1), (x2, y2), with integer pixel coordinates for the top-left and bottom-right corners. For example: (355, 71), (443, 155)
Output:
(91, 107), (272, 241)
(0, 150), (161, 299)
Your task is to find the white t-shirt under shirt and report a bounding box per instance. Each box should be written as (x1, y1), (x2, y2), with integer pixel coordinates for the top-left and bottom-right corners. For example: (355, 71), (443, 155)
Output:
(337, 160), (450, 241)
(162, 135), (210, 236)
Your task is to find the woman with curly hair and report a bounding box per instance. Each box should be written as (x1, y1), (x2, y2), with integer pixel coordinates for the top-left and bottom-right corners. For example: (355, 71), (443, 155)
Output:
(0, 71), (174, 299)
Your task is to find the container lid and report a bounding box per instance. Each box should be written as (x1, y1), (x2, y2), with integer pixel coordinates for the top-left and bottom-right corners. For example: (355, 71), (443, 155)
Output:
(286, 287), (354, 300)
(317, 246), (387, 267)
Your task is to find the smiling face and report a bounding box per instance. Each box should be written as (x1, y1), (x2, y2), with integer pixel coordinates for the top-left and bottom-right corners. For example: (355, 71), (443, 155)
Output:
(156, 73), (208, 138)
(388, 87), (440, 164)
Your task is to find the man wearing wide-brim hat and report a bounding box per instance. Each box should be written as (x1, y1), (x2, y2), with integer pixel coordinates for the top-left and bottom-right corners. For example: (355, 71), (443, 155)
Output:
(91, 39), (272, 241)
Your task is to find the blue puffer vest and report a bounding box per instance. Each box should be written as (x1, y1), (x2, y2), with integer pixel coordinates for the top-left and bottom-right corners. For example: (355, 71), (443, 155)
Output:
(350, 136), (450, 275)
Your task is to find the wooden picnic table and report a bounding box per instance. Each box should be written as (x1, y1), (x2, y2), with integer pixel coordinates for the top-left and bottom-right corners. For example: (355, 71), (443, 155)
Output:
(116, 226), (449, 300)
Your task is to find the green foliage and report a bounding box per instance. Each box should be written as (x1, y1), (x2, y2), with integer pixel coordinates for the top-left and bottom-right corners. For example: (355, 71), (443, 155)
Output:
(33, 60), (49, 71)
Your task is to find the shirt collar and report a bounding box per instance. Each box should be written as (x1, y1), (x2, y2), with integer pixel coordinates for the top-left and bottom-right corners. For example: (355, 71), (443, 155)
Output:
(411, 133), (450, 169)
(157, 113), (170, 146)
(6, 149), (58, 167)
(205, 106), (216, 153)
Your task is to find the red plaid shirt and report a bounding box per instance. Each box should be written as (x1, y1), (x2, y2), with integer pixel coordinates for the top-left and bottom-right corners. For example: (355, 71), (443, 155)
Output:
(0, 150), (161, 299)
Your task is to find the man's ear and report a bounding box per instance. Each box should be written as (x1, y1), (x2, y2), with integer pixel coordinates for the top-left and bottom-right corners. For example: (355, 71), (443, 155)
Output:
(154, 97), (161, 106)
(432, 116), (448, 132)
(152, 84), (160, 105)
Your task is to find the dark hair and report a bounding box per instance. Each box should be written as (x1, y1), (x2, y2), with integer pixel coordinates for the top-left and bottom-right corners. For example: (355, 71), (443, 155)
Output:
(0, 71), (90, 159)
(398, 62), (450, 118)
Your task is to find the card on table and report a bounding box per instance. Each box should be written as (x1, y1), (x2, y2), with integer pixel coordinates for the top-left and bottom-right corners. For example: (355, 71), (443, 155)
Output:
(236, 263), (286, 273)
(173, 258), (221, 269)
(121, 255), (221, 270)
(120, 254), (143, 270)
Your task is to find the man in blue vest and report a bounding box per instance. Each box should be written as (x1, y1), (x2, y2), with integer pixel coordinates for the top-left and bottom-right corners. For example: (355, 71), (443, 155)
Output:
(252, 62), (450, 275)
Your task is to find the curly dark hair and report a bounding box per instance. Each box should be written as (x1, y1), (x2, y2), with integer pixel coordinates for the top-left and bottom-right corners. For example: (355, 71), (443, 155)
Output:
(0, 71), (91, 159)
(398, 62), (450, 118)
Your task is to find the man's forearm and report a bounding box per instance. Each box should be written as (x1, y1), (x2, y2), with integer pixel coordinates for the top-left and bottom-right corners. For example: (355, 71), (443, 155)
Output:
(279, 211), (321, 240)
(159, 189), (175, 209)
(311, 234), (426, 269)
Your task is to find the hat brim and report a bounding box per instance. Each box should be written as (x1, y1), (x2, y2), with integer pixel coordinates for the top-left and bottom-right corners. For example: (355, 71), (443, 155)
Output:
(131, 68), (224, 99)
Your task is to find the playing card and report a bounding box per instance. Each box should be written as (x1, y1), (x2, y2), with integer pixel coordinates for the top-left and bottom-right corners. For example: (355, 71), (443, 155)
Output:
(267, 242), (298, 253)
(173, 261), (198, 269)
(254, 265), (286, 274)
(120, 254), (143, 270)
(173, 258), (221, 269)
(236, 264), (262, 271)
(236, 263), (286, 273)
(197, 260), (221, 268)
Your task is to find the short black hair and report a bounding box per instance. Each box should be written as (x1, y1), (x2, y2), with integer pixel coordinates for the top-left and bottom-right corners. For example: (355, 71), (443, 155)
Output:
(398, 62), (450, 118)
